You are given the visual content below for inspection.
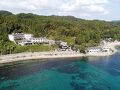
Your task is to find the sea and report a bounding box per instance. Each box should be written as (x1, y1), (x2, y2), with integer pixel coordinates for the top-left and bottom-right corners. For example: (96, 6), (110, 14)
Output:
(0, 50), (120, 90)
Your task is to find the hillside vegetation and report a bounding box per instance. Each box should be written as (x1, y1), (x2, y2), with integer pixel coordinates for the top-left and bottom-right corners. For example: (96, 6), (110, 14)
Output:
(0, 10), (120, 54)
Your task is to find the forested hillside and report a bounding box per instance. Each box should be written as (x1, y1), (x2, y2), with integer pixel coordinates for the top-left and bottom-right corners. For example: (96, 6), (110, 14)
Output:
(0, 10), (120, 54)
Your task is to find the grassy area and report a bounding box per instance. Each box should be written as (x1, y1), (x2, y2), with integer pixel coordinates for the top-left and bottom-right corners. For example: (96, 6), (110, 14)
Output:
(13, 45), (58, 53)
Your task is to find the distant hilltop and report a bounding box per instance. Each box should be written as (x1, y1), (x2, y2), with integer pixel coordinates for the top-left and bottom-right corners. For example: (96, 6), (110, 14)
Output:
(0, 10), (104, 21)
(0, 10), (120, 22)
(0, 10), (13, 15)
(111, 20), (120, 25)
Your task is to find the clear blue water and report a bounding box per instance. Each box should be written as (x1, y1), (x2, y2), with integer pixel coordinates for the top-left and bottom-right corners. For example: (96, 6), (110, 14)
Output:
(0, 52), (120, 90)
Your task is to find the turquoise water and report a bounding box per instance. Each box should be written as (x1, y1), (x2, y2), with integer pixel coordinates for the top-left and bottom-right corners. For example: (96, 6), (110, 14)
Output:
(0, 52), (120, 90)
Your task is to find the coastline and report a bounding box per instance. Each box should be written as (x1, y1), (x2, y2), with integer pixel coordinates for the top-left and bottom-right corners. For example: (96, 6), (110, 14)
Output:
(0, 41), (120, 64)
(0, 51), (116, 64)
(0, 52), (85, 64)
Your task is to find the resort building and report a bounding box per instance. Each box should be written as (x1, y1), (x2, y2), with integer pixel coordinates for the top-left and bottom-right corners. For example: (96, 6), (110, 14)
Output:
(86, 47), (102, 54)
(8, 33), (33, 42)
(86, 46), (111, 54)
(8, 33), (55, 46)
(18, 40), (33, 46)
(59, 41), (69, 51)
(57, 41), (78, 52)
(24, 34), (33, 40)
(29, 37), (49, 44)
(102, 46), (111, 52)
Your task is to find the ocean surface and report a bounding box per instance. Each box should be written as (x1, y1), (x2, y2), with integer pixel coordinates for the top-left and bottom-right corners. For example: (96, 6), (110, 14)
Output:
(0, 51), (120, 90)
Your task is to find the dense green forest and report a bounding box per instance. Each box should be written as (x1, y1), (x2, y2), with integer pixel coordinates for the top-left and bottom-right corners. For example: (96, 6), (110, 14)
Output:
(0, 10), (120, 55)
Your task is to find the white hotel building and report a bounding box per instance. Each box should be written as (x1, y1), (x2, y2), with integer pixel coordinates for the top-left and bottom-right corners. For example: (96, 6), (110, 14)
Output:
(8, 33), (55, 46)
(30, 38), (49, 44)
(86, 46), (111, 54)
(8, 33), (33, 42)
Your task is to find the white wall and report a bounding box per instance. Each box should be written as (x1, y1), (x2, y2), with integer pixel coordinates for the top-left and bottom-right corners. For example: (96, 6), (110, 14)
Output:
(8, 35), (15, 42)
(87, 49), (102, 54)
(24, 34), (33, 40)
